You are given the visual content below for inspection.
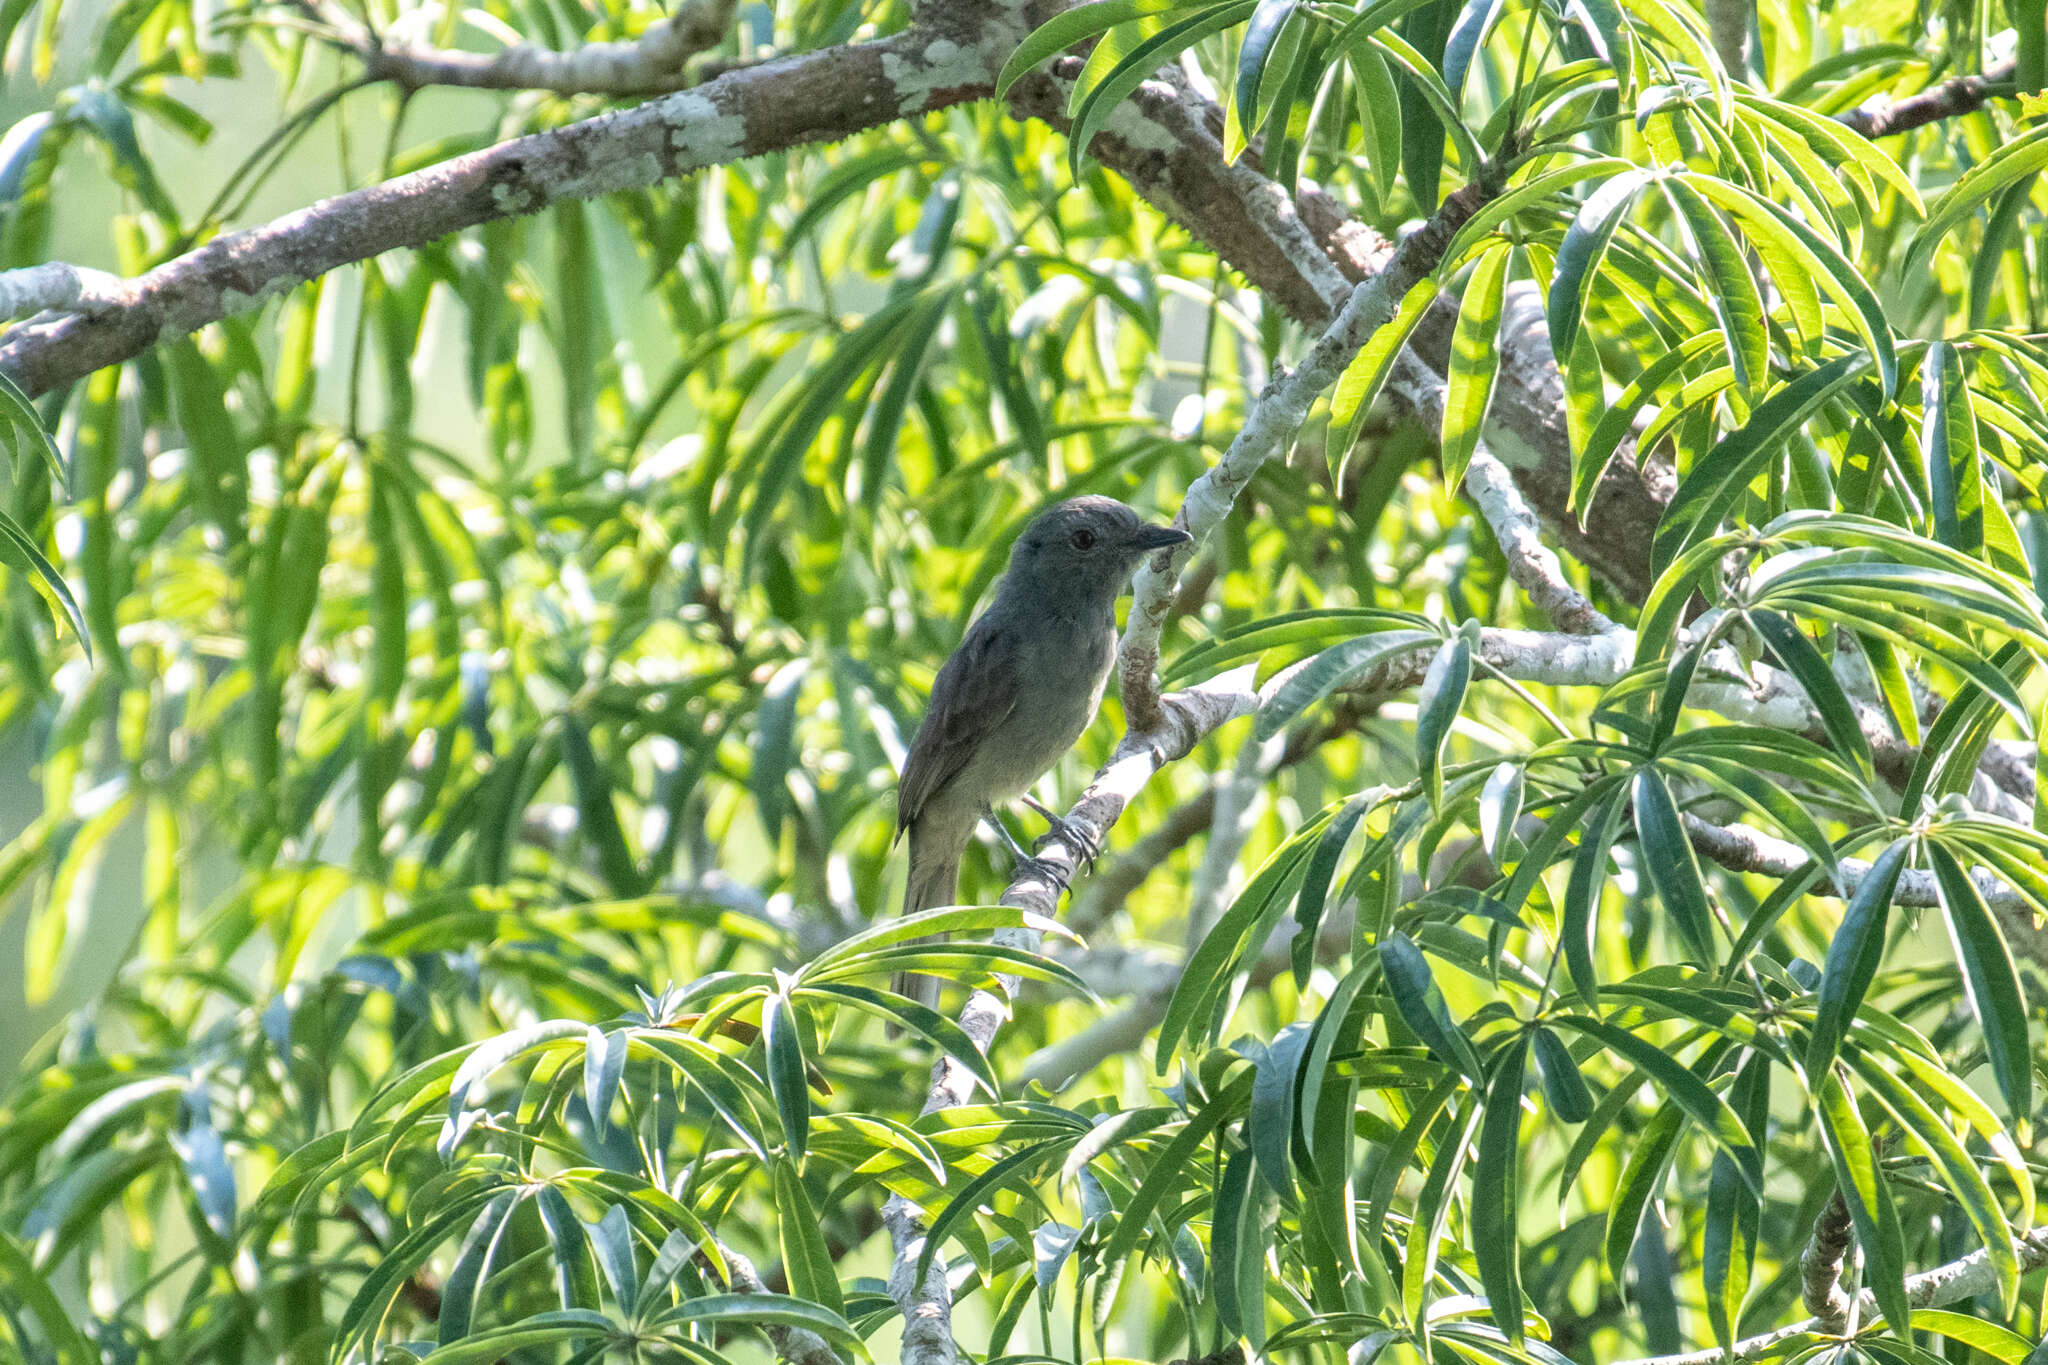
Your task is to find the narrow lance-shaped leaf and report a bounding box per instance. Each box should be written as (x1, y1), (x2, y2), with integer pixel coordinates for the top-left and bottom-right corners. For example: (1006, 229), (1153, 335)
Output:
(1233, 0), (1300, 148)
(1441, 243), (1511, 495)
(1813, 1071), (1911, 1332)
(1927, 840), (2033, 1123)
(1532, 1026), (1594, 1123)
(763, 990), (810, 1167)
(772, 1161), (844, 1315)
(1652, 353), (1868, 573)
(1631, 768), (1716, 963)
(1416, 628), (1474, 806)
(1479, 761), (1524, 868)
(1547, 170), (1652, 360)
(1748, 610), (1874, 781)
(1564, 784), (1629, 1005)
(1212, 1147), (1268, 1341)
(1472, 1033), (1530, 1342)
(1701, 1051), (1768, 1352)
(1659, 177), (1768, 396)
(1805, 838), (1909, 1081)
(1379, 932), (1483, 1081)
(1920, 340), (1984, 556)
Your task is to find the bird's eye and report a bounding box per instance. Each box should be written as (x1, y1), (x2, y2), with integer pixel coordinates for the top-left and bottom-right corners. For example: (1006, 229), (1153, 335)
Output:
(1071, 529), (1096, 551)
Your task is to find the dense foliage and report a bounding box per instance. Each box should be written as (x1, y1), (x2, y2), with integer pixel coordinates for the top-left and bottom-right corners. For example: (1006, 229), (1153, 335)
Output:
(1, 0), (2047, 1362)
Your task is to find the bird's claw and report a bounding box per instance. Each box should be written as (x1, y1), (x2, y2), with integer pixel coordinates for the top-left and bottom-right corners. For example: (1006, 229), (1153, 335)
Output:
(1024, 800), (1101, 874)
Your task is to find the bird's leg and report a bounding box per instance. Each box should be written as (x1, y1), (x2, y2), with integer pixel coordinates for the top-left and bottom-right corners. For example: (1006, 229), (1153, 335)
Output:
(1020, 793), (1101, 873)
(979, 806), (1049, 873)
(974, 806), (1073, 892)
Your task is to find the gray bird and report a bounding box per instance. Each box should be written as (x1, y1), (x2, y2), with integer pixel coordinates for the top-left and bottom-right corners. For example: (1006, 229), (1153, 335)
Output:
(891, 496), (1191, 1010)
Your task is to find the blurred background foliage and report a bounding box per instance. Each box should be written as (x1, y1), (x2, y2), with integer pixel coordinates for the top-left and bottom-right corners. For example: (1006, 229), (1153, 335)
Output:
(0, 0), (2047, 1360)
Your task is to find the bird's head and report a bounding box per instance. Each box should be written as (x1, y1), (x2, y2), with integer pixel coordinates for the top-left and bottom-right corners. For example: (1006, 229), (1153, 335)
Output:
(1006, 495), (1191, 598)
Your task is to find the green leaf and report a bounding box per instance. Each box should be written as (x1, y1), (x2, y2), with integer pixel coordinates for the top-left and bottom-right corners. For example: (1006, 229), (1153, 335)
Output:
(1630, 768), (1716, 963)
(1532, 1026), (1593, 1123)
(1098, 1071), (1253, 1269)
(536, 1186), (600, 1311)
(1652, 353), (1869, 573)
(660, 1293), (864, 1351)
(1328, 278), (1438, 471)
(1911, 1311), (2038, 1363)
(1748, 610), (1873, 779)
(1416, 630), (1473, 805)
(1678, 175), (1897, 396)
(1234, 0), (1300, 147)
(588, 1204), (637, 1317)
(1701, 1052), (1767, 1351)
(583, 1028), (626, 1142)
(0, 506), (89, 658)
(1847, 1046), (2019, 1311)
(1920, 340), (1985, 556)
(995, 0), (1182, 96)
(1441, 244), (1511, 495)
(1211, 1147), (1267, 1341)
(0, 1229), (95, 1365)
(1547, 169), (1652, 361)
(1471, 1033), (1528, 1342)
(1812, 1071), (1910, 1331)
(1250, 1023), (1312, 1197)
(1909, 123), (2048, 275)
(1805, 838), (1908, 1082)
(763, 991), (810, 1166)
(773, 1160), (844, 1315)
(1553, 1015), (1761, 1194)
(1926, 841), (2032, 1123)
(1601, 1100), (1684, 1288)
(1563, 784), (1629, 1005)
(1070, 2), (1259, 178)
(1657, 177), (1768, 396)
(1257, 629), (1437, 739)
(1378, 932), (1483, 1081)
(1291, 792), (1376, 986)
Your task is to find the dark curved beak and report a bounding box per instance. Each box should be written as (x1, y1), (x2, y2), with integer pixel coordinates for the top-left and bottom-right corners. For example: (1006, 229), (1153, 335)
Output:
(1128, 523), (1192, 552)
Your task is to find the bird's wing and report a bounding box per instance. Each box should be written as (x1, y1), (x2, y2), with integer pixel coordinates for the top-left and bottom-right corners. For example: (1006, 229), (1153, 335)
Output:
(896, 614), (1026, 837)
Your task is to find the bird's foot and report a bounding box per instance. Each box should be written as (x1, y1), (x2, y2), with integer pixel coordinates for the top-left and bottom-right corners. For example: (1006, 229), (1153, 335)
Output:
(1021, 795), (1102, 874)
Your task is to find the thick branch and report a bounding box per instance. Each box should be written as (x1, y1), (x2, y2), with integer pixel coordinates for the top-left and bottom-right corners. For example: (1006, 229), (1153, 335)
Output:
(1841, 61), (2014, 139)
(0, 263), (125, 321)
(1617, 1227), (2048, 1365)
(1799, 1190), (1855, 1330)
(0, 20), (1004, 396)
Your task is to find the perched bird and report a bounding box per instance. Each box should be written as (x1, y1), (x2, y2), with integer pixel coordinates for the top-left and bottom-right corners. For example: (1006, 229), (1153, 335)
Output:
(890, 495), (1191, 1011)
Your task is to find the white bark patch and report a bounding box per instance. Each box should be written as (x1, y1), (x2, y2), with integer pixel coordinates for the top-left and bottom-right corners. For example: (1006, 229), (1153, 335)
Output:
(173, 276), (290, 334)
(551, 151), (665, 201)
(662, 89), (747, 168)
(883, 37), (988, 117)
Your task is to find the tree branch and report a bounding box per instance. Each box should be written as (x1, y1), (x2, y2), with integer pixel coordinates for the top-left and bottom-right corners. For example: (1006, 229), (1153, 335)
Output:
(1614, 1227), (2048, 1365)
(1840, 61), (2014, 139)
(1798, 1190), (1854, 1330)
(327, 0), (740, 93)
(0, 18), (1005, 396)
(704, 1240), (847, 1365)
(1116, 180), (1493, 729)
(882, 668), (1261, 1365)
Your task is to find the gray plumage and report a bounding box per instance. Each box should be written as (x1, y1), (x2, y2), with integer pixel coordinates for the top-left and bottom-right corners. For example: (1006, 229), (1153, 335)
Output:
(892, 496), (1190, 1011)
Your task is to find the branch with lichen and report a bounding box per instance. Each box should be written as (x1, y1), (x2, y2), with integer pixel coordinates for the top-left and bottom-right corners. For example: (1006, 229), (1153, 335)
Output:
(0, 18), (1008, 396)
